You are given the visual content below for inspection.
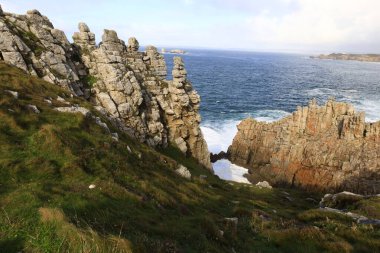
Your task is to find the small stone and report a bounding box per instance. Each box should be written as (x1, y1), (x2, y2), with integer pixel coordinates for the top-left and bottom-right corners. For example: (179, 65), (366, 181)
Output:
(5, 90), (19, 99)
(54, 106), (91, 117)
(89, 184), (96, 189)
(56, 96), (70, 105)
(26, 105), (40, 114)
(44, 98), (52, 104)
(111, 132), (119, 142)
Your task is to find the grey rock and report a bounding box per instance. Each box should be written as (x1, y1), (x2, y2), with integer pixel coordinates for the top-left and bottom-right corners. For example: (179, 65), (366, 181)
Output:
(27, 9), (42, 16)
(26, 104), (40, 114)
(78, 22), (90, 32)
(256, 181), (272, 189)
(127, 37), (139, 52)
(111, 132), (119, 142)
(5, 90), (19, 99)
(320, 191), (364, 208)
(54, 106), (90, 116)
(175, 165), (191, 179)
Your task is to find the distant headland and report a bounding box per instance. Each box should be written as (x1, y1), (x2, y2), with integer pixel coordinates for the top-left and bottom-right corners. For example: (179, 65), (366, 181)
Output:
(311, 53), (380, 62)
(161, 48), (187, 54)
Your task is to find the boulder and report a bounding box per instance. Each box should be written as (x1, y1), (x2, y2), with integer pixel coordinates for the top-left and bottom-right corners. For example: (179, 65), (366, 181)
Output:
(26, 104), (40, 114)
(127, 37), (139, 52)
(256, 181), (272, 189)
(320, 192), (364, 209)
(175, 165), (191, 179)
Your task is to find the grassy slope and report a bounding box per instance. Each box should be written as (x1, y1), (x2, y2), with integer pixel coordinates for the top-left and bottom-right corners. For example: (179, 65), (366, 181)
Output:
(0, 62), (379, 253)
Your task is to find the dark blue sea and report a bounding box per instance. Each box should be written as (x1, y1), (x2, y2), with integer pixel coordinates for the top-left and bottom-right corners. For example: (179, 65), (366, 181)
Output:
(165, 50), (380, 155)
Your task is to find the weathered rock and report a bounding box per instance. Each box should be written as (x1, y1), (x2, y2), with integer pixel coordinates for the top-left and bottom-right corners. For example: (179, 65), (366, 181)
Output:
(175, 165), (191, 179)
(319, 207), (380, 225)
(256, 181), (272, 189)
(210, 151), (228, 163)
(0, 8), (84, 95)
(26, 104), (40, 114)
(5, 90), (19, 98)
(320, 191), (365, 209)
(127, 37), (139, 52)
(0, 7), (211, 170)
(78, 22), (90, 33)
(229, 99), (380, 193)
(54, 106), (90, 116)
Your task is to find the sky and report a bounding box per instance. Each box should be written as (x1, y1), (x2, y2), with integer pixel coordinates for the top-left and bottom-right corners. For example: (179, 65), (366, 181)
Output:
(2, 0), (380, 53)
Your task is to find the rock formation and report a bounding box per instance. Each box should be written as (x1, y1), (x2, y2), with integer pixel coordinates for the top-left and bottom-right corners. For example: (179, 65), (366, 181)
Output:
(229, 99), (380, 193)
(0, 6), (211, 169)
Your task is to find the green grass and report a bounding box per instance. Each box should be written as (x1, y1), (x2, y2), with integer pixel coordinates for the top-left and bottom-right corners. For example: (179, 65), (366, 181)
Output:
(0, 62), (379, 252)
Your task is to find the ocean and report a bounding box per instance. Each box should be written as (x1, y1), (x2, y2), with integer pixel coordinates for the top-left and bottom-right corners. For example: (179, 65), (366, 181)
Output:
(164, 50), (380, 182)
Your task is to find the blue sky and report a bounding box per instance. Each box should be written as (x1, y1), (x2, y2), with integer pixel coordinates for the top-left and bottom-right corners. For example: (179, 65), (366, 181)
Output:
(2, 0), (380, 53)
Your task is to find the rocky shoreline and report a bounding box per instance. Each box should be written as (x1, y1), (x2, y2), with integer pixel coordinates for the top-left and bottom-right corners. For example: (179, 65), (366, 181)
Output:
(311, 53), (380, 62)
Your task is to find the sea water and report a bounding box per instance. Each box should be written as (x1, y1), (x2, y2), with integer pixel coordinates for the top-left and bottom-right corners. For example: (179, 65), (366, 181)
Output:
(165, 50), (380, 183)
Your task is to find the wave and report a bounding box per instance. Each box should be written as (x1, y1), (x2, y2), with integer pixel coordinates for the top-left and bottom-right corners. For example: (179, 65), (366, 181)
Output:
(201, 110), (290, 154)
(201, 120), (240, 154)
(306, 88), (336, 97)
(250, 110), (291, 122)
(306, 88), (380, 122)
(213, 159), (251, 184)
(356, 99), (380, 122)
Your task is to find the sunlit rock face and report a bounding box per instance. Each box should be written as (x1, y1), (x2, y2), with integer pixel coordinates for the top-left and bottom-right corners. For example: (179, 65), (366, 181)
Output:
(0, 6), (211, 169)
(229, 99), (380, 194)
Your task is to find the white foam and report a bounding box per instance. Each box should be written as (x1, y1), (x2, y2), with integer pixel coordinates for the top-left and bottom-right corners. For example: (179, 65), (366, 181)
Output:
(201, 110), (290, 155)
(252, 110), (291, 122)
(201, 120), (240, 154)
(201, 110), (290, 185)
(213, 159), (251, 184)
(306, 88), (336, 97)
(356, 99), (380, 122)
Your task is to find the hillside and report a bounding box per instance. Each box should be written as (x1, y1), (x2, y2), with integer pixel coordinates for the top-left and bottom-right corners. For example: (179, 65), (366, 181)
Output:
(1, 63), (380, 253)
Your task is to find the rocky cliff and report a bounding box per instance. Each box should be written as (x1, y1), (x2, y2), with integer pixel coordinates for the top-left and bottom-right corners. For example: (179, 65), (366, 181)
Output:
(229, 99), (380, 193)
(0, 6), (211, 169)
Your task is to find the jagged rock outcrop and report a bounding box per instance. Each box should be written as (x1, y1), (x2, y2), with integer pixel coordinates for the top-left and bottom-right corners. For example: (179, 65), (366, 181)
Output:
(0, 6), (211, 169)
(0, 6), (85, 95)
(229, 99), (380, 193)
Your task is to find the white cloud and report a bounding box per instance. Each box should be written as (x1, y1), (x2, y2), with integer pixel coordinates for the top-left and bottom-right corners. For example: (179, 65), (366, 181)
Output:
(245, 0), (380, 52)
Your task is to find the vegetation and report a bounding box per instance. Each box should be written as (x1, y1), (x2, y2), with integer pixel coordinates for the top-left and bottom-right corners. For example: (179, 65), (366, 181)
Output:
(81, 75), (98, 88)
(0, 62), (379, 252)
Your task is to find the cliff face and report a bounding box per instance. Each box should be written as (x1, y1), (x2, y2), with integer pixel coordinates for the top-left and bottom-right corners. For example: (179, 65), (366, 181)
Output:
(229, 99), (380, 193)
(0, 6), (211, 169)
